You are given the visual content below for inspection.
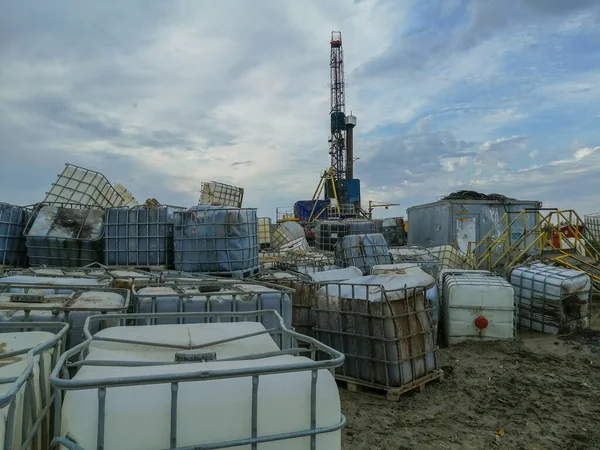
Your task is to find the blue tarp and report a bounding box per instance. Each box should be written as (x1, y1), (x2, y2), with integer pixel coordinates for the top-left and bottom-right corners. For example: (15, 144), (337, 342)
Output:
(294, 200), (330, 222)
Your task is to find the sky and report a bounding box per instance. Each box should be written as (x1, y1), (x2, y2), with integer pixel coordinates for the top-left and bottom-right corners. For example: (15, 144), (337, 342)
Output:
(1, 0), (599, 221)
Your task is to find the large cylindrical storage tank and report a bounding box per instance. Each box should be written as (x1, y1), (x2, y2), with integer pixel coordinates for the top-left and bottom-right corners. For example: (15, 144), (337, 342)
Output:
(315, 220), (347, 251)
(258, 217), (272, 248)
(271, 221), (305, 251)
(0, 203), (32, 267)
(104, 207), (178, 268)
(343, 219), (376, 236)
(24, 206), (104, 267)
(174, 206), (259, 276)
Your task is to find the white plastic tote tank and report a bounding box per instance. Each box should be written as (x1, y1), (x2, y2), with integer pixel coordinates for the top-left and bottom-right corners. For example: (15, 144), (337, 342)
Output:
(0, 287), (129, 349)
(0, 275), (112, 294)
(0, 331), (56, 450)
(442, 271), (515, 345)
(58, 322), (342, 450)
(132, 282), (292, 345)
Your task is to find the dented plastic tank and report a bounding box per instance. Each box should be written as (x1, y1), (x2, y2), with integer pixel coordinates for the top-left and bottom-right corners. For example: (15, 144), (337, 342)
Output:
(25, 206), (104, 267)
(174, 206), (259, 276)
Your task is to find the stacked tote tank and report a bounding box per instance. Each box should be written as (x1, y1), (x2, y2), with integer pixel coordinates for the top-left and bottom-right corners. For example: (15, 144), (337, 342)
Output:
(24, 205), (104, 267)
(371, 263), (439, 329)
(316, 221), (347, 251)
(316, 219), (378, 252)
(334, 233), (393, 274)
(315, 274), (440, 394)
(51, 310), (346, 450)
(131, 279), (293, 347)
(0, 203), (31, 267)
(258, 217), (272, 248)
(344, 219), (376, 235)
(271, 221), (305, 251)
(173, 205), (259, 276)
(257, 267), (362, 339)
(104, 206), (184, 268)
(0, 279), (130, 349)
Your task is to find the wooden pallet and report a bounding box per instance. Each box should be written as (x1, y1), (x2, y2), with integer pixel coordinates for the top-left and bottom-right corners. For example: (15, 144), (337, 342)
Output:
(336, 370), (444, 401)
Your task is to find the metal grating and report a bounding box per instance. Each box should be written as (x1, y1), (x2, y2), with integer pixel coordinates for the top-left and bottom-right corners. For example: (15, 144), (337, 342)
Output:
(44, 164), (125, 208)
(584, 213), (600, 241)
(198, 181), (244, 208)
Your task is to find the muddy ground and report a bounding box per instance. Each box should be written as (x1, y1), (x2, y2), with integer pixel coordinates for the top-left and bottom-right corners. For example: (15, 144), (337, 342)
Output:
(341, 321), (600, 450)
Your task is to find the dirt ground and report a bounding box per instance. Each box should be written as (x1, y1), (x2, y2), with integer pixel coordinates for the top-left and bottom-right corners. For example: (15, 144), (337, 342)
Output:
(341, 317), (600, 450)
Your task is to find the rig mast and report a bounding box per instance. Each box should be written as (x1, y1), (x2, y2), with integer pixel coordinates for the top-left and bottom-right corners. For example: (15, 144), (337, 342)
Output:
(329, 31), (346, 183)
(323, 31), (360, 215)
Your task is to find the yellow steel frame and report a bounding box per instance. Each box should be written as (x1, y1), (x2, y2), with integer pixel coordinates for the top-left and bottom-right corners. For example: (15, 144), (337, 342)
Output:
(276, 207), (299, 223)
(308, 168), (340, 222)
(367, 200), (401, 219)
(467, 209), (600, 277)
(551, 253), (600, 286)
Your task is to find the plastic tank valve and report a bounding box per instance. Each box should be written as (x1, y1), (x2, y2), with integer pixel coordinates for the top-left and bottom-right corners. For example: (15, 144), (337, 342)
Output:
(474, 316), (489, 330)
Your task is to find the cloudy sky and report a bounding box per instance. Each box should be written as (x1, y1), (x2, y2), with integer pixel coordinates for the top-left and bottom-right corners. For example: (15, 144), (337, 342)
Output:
(1, 0), (599, 220)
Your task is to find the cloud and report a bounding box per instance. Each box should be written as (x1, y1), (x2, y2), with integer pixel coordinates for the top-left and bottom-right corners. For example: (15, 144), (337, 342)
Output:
(1, 0), (599, 222)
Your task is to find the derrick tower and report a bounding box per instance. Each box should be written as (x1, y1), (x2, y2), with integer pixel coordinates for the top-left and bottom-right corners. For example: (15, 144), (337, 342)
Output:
(329, 31), (346, 183)
(326, 31), (359, 210)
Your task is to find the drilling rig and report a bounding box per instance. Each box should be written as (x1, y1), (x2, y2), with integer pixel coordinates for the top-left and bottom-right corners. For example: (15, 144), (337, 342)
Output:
(287, 31), (368, 224)
(325, 31), (362, 216)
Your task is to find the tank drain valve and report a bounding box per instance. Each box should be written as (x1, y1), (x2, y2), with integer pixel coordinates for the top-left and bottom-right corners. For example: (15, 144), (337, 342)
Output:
(174, 351), (217, 363)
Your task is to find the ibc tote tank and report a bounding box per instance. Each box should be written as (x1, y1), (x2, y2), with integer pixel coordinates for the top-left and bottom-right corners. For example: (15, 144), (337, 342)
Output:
(104, 206), (180, 268)
(0, 324), (67, 450)
(315, 220), (347, 251)
(0, 203), (32, 267)
(258, 217), (272, 248)
(24, 206), (104, 267)
(271, 221), (305, 251)
(343, 219), (376, 236)
(55, 321), (344, 450)
(315, 274), (439, 389)
(174, 205), (259, 276)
